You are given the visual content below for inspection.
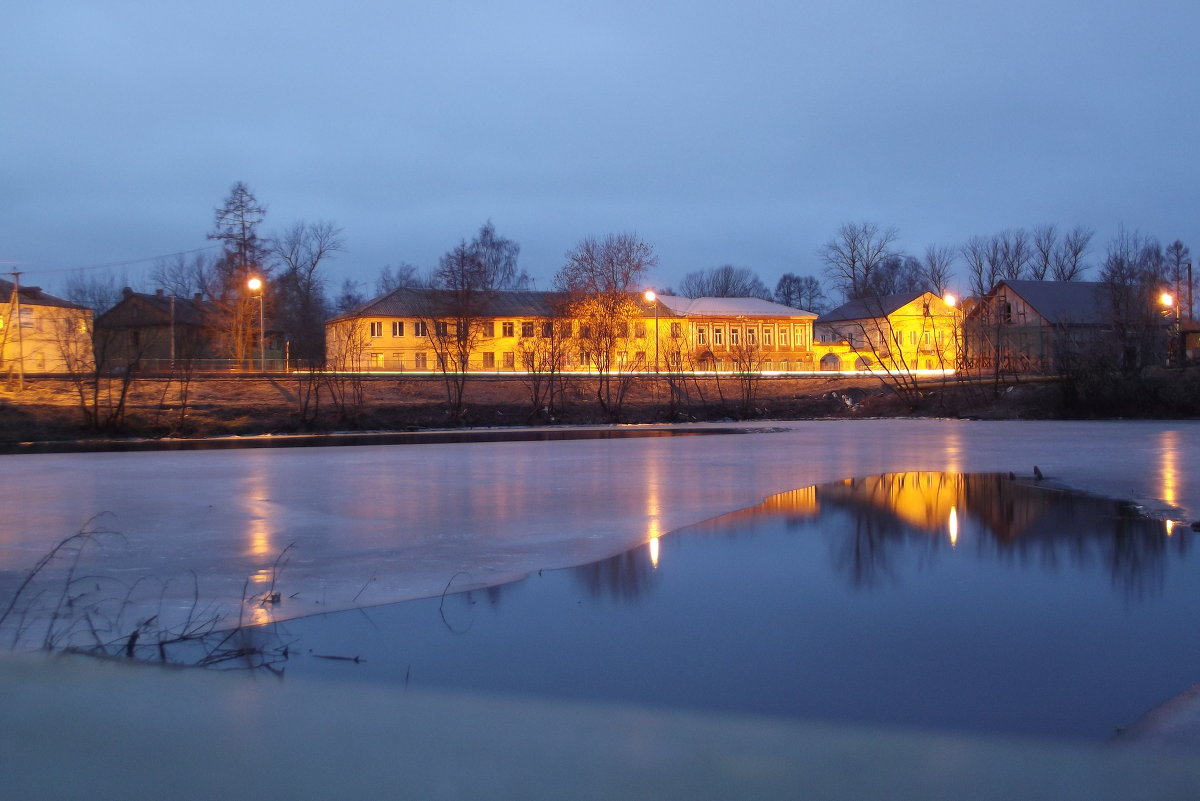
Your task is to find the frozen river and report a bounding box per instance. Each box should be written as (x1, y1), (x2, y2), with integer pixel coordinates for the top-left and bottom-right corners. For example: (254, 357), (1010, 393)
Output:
(1, 419), (1197, 647)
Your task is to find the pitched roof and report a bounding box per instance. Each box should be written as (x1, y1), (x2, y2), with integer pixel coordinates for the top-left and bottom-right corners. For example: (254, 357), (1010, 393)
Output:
(656, 295), (816, 318)
(95, 290), (221, 328)
(336, 287), (572, 321)
(816, 291), (929, 324)
(994, 280), (1110, 326)
(0, 278), (91, 311)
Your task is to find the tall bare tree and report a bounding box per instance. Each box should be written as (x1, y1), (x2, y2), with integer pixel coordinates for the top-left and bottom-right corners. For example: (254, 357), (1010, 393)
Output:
(151, 251), (217, 299)
(1100, 227), (1168, 370)
(921, 244), (955, 295)
(820, 222), (898, 301)
(272, 220), (343, 363)
(555, 233), (656, 420)
(1052, 225), (1093, 281)
(473, 220), (530, 289)
(1030, 224), (1057, 280)
(423, 240), (495, 423)
(376, 262), (421, 295)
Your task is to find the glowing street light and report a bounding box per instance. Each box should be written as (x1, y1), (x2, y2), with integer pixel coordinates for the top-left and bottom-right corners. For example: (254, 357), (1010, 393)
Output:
(644, 290), (659, 373)
(247, 277), (265, 372)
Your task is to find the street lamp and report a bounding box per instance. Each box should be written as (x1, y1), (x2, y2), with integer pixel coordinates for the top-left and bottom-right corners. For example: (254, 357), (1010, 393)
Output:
(644, 290), (659, 373)
(1160, 291), (1179, 366)
(247, 277), (265, 372)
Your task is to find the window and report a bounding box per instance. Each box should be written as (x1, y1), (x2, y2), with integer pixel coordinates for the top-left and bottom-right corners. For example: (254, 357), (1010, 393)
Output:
(414, 321), (428, 337)
(580, 325), (592, 339)
(617, 322), (629, 338)
(778, 327), (788, 346)
(730, 328), (741, 345)
(670, 352), (681, 369)
(482, 352), (495, 368)
(713, 327), (724, 346)
(746, 327), (756, 345)
(371, 353), (384, 368)
(542, 321), (554, 338)
(559, 321), (573, 338)
(502, 321), (515, 337)
(414, 352), (428, 369)
(369, 321), (382, 338)
(670, 322), (681, 338)
(391, 321), (404, 337)
(521, 321), (535, 338)
(483, 321), (495, 338)
(391, 353), (403, 369)
(697, 327), (707, 346)
(503, 352), (515, 368)
(636, 351), (646, 366)
(436, 321), (450, 337)
(634, 322), (646, 338)
(762, 327), (773, 346)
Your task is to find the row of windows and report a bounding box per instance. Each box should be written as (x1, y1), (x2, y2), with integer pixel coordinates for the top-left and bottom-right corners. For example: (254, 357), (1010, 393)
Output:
(365, 318), (807, 347)
(364, 351), (820, 371)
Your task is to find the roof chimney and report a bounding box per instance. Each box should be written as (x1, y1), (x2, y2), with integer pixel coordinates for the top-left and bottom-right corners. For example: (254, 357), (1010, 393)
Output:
(122, 286), (134, 298)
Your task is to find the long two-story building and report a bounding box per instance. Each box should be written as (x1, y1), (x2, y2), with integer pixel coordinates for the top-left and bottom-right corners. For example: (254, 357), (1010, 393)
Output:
(325, 288), (820, 373)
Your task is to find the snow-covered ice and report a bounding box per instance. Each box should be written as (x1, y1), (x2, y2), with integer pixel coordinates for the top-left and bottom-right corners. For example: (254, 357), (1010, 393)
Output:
(1, 419), (1197, 641)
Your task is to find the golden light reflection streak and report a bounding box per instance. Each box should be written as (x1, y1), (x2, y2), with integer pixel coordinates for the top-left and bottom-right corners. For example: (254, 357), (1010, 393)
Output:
(948, 506), (959, 548)
(645, 442), (664, 567)
(1159, 430), (1180, 536)
(243, 469), (276, 624)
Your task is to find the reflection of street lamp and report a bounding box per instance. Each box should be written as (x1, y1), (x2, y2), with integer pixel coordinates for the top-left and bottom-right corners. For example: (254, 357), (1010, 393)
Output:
(247, 277), (265, 372)
(644, 290), (659, 373)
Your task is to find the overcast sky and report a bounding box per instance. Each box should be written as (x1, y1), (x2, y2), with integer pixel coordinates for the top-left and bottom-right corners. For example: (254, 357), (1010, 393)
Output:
(4, 1), (1197, 301)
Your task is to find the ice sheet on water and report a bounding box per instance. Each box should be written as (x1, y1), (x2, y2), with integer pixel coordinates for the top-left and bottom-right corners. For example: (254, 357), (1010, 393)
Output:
(0, 419), (1195, 650)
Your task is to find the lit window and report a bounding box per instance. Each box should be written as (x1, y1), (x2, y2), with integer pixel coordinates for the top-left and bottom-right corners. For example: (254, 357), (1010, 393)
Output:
(392, 321), (404, 337)
(779, 328), (788, 346)
(714, 327), (724, 346)
(730, 328), (740, 345)
(542, 321), (554, 337)
(697, 327), (707, 346)
(762, 327), (772, 346)
(559, 321), (573, 337)
(746, 327), (756, 345)
(635, 323), (646, 338)
(484, 321), (495, 337)
(369, 321), (382, 337)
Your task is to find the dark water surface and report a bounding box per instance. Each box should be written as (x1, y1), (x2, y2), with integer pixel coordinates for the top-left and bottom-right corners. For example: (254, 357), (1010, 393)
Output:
(272, 473), (1199, 739)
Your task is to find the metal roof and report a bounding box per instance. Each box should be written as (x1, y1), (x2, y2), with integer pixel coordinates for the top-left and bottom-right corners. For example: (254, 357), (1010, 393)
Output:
(992, 280), (1110, 326)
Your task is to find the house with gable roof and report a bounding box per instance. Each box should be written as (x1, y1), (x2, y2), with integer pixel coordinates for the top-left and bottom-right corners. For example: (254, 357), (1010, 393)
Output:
(1, 277), (94, 375)
(814, 290), (958, 373)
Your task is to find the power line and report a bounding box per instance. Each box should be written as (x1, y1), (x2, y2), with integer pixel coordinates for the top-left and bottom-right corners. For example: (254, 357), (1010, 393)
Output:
(5, 245), (222, 277)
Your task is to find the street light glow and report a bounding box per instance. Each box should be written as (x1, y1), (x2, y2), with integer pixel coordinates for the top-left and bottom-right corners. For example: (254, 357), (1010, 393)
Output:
(1160, 291), (1174, 308)
(644, 290), (656, 303)
(944, 293), (957, 308)
(248, 277), (263, 292)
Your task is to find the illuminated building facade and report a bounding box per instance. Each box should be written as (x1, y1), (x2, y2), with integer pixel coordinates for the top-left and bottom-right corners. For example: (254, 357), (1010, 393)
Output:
(0, 278), (94, 375)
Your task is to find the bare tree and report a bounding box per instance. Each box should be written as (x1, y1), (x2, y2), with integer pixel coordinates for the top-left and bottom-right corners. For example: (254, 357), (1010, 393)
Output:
(820, 222), (898, 301)
(775, 273), (826, 312)
(376, 262), (421, 295)
(61, 269), (126, 315)
(995, 229), (1031, 281)
(333, 278), (367, 314)
(961, 235), (999, 297)
(151, 252), (217, 299)
(864, 255), (927, 297)
(1100, 227), (1168, 370)
(1030, 224), (1057, 280)
(678, 265), (770, 299)
(1164, 239), (1191, 318)
(555, 233), (656, 420)
(272, 220), (343, 364)
(921, 244), (955, 295)
(1052, 225), (1093, 281)
(473, 220), (530, 290)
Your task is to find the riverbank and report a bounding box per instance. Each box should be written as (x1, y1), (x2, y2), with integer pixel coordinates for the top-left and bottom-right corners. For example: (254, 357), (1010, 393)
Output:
(2, 368), (1196, 448)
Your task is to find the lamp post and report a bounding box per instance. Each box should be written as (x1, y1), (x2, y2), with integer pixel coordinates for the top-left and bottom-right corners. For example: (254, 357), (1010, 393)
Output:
(644, 290), (659, 373)
(943, 293), (961, 374)
(247, 277), (265, 372)
(1160, 291), (1179, 366)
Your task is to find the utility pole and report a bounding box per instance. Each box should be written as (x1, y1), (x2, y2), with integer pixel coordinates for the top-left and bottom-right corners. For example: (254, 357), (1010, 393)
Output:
(8, 271), (25, 390)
